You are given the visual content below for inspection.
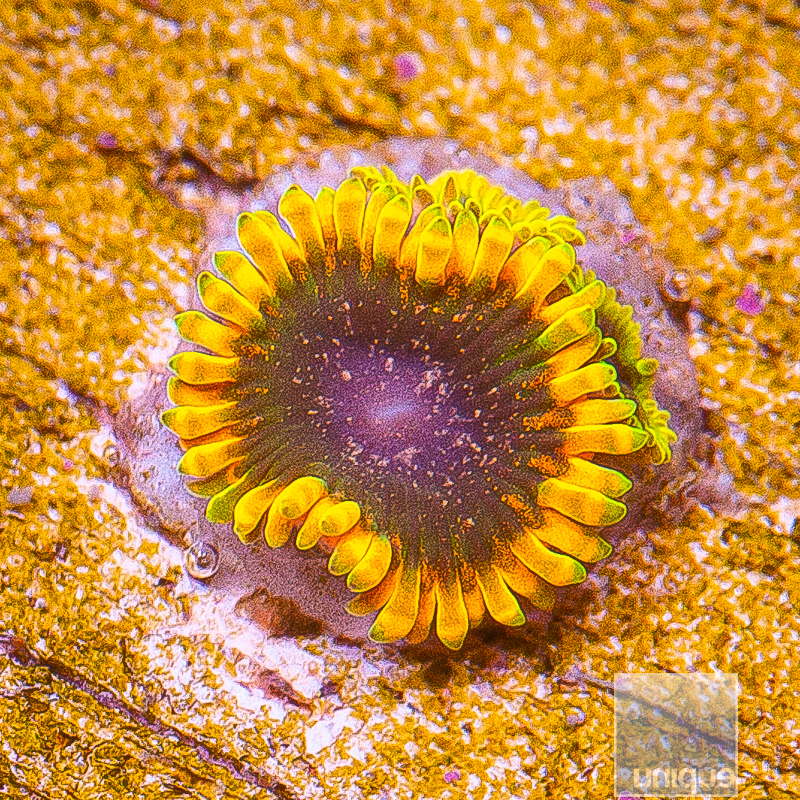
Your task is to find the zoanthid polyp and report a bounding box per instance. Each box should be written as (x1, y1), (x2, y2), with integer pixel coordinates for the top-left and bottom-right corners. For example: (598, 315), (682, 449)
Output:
(162, 166), (677, 650)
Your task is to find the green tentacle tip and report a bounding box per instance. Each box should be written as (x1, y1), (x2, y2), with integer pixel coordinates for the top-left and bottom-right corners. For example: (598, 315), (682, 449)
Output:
(637, 357), (659, 377)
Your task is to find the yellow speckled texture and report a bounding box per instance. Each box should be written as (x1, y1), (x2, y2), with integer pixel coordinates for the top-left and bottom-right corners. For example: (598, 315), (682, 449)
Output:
(1, 0), (799, 798)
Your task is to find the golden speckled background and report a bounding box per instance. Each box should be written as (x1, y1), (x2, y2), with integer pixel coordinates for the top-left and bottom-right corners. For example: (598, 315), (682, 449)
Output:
(1, 0), (799, 797)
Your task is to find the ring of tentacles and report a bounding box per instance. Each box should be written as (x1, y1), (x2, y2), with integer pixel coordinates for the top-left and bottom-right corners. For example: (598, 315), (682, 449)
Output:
(162, 166), (676, 650)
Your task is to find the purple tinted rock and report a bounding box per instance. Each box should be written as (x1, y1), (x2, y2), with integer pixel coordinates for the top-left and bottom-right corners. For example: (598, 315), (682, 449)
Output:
(394, 53), (420, 81)
(96, 132), (119, 150)
(736, 284), (764, 315)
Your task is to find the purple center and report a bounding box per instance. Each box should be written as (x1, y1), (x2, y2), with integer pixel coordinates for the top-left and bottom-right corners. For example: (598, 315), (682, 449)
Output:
(247, 296), (523, 531)
(308, 345), (483, 487)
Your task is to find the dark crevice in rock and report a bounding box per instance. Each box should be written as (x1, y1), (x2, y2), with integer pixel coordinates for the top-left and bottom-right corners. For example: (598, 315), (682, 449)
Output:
(0, 634), (299, 800)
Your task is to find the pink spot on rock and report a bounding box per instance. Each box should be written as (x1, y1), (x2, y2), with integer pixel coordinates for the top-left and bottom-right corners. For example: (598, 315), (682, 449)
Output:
(394, 53), (421, 81)
(62, 459), (74, 472)
(96, 132), (119, 150)
(736, 284), (764, 315)
(620, 228), (643, 245)
(443, 769), (461, 783)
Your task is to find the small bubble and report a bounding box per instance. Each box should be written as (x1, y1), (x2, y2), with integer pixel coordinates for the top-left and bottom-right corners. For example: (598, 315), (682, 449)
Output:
(102, 444), (120, 466)
(184, 541), (220, 580)
(664, 270), (691, 303)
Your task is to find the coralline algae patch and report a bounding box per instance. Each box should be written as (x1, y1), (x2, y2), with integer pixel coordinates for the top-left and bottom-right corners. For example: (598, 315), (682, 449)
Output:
(330, 506), (800, 800)
(1, 0), (799, 798)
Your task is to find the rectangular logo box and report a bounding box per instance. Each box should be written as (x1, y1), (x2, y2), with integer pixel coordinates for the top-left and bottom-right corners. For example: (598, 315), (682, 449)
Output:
(614, 673), (738, 797)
